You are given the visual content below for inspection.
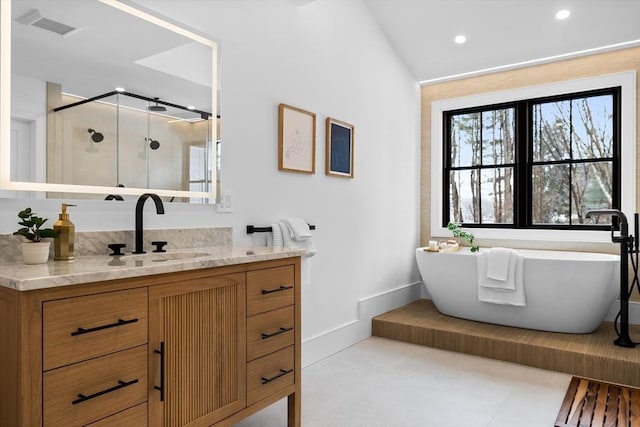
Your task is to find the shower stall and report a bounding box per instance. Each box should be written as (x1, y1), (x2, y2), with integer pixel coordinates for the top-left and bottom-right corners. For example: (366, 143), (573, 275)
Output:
(47, 86), (216, 201)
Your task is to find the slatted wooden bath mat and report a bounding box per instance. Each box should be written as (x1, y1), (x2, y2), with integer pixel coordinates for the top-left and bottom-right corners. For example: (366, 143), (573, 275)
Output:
(555, 377), (640, 426)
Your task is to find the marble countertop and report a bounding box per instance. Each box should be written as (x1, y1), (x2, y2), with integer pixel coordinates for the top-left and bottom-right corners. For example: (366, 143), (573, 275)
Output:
(0, 246), (305, 291)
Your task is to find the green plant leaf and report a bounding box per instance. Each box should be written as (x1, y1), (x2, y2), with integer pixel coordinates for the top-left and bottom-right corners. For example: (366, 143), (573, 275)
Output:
(17, 208), (32, 218)
(448, 222), (479, 251)
(15, 208), (56, 242)
(39, 229), (58, 239)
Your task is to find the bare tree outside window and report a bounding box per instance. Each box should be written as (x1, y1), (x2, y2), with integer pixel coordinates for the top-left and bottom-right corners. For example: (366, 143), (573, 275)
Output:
(531, 94), (613, 225)
(444, 88), (618, 229)
(448, 108), (514, 225)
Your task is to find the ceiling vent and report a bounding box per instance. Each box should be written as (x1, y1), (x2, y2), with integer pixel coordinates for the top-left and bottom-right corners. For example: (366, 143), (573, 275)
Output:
(16, 9), (78, 37)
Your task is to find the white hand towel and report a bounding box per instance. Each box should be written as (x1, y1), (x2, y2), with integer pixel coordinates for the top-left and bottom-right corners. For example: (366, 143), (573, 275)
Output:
(478, 250), (517, 290)
(477, 252), (525, 306)
(281, 218), (312, 240)
(277, 219), (316, 286)
(278, 220), (293, 249)
(269, 223), (284, 249)
(279, 219), (316, 258)
(486, 247), (512, 281)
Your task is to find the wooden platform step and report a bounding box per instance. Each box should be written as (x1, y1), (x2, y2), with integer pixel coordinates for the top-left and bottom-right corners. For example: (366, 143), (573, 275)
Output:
(372, 299), (640, 387)
(555, 377), (640, 426)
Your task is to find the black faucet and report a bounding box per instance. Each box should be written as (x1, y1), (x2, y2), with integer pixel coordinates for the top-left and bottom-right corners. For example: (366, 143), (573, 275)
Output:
(585, 208), (636, 348)
(133, 193), (165, 254)
(585, 209), (629, 243)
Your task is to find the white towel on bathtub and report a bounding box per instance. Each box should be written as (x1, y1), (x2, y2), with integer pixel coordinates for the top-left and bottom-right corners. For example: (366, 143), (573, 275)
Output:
(479, 248), (519, 290)
(486, 247), (512, 281)
(477, 250), (526, 306)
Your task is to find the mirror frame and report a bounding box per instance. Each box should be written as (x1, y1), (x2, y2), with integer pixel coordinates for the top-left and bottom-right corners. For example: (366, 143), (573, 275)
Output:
(0, 0), (218, 200)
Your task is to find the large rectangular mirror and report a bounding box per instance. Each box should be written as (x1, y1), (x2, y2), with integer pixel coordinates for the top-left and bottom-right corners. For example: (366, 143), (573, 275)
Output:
(1, 0), (219, 203)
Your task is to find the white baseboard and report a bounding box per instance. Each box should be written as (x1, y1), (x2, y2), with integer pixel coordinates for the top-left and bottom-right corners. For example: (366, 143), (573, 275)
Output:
(301, 281), (423, 368)
(301, 284), (638, 369)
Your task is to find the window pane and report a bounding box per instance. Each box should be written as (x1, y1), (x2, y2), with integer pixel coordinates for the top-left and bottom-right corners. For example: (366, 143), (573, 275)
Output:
(450, 113), (481, 167)
(532, 100), (571, 162)
(480, 167), (514, 224)
(573, 162), (613, 224)
(190, 145), (206, 180)
(531, 164), (570, 224)
(572, 95), (613, 160)
(444, 88), (618, 231)
(449, 170), (479, 223)
(482, 109), (515, 165)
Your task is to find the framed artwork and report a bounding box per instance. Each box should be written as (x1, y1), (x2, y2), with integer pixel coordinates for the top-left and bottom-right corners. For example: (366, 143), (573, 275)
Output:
(278, 103), (316, 174)
(326, 117), (354, 178)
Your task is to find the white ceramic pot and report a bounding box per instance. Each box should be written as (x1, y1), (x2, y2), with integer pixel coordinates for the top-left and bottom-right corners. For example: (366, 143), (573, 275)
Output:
(22, 241), (51, 265)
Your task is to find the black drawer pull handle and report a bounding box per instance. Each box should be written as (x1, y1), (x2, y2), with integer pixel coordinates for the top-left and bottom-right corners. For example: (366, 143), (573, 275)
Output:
(261, 285), (293, 295)
(71, 318), (139, 336)
(72, 379), (139, 405)
(154, 341), (165, 402)
(261, 368), (293, 385)
(261, 327), (293, 340)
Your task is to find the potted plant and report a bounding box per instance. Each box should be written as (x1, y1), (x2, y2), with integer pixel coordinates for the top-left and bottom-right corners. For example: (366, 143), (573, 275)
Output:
(13, 208), (58, 264)
(447, 222), (479, 252)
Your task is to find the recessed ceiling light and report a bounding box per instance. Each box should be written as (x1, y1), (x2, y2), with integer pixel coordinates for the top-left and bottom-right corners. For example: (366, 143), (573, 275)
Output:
(454, 35), (467, 44)
(556, 9), (570, 20)
(115, 87), (125, 92)
(187, 105), (196, 110)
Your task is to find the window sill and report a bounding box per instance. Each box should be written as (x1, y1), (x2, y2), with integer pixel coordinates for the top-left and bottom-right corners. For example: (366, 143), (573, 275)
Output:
(430, 225), (615, 244)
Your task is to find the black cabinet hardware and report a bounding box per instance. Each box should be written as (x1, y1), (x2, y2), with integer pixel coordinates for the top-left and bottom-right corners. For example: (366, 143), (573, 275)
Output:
(154, 341), (165, 402)
(71, 318), (139, 336)
(261, 327), (293, 340)
(261, 285), (293, 295)
(261, 369), (293, 385)
(72, 378), (138, 405)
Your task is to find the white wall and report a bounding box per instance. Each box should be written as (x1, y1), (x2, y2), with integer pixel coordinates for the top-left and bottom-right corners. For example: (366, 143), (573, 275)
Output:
(0, 0), (421, 365)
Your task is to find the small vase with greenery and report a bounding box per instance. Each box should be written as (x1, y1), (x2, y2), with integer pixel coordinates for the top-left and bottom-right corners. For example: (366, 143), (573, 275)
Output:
(14, 208), (57, 264)
(447, 222), (479, 252)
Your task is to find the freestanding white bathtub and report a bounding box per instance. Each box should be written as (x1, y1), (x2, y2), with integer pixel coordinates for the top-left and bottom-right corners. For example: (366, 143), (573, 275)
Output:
(415, 247), (620, 333)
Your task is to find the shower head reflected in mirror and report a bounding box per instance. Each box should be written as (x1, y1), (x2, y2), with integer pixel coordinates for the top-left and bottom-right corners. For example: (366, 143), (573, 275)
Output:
(145, 137), (160, 150)
(148, 97), (167, 112)
(87, 128), (104, 143)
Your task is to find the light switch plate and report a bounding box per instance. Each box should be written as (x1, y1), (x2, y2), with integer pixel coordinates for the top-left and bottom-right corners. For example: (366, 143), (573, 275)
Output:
(217, 190), (233, 212)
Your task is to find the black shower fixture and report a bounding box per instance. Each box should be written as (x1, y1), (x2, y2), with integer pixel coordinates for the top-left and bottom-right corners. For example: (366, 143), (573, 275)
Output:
(54, 90), (213, 119)
(145, 137), (160, 150)
(148, 97), (167, 112)
(87, 128), (104, 143)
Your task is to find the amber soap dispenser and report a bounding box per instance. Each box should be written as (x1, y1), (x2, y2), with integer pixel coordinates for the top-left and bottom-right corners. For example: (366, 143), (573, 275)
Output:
(54, 203), (76, 261)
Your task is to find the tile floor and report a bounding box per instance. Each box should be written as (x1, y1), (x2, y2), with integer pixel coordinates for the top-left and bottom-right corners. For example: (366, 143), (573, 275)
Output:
(235, 336), (571, 427)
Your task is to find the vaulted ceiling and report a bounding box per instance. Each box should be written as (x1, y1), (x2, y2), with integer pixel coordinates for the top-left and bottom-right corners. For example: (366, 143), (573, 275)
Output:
(363, 0), (640, 84)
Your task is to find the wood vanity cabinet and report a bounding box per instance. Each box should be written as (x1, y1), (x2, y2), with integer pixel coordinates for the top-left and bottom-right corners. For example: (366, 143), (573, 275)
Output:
(148, 272), (247, 426)
(0, 257), (301, 427)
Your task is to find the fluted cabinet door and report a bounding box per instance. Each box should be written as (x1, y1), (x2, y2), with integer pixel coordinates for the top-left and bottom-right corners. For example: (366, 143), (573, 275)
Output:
(149, 273), (247, 427)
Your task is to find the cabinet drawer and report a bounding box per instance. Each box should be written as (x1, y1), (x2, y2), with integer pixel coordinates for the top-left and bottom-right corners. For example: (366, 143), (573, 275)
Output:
(43, 345), (147, 427)
(84, 402), (147, 426)
(247, 306), (294, 361)
(247, 265), (295, 316)
(247, 346), (294, 406)
(43, 287), (148, 370)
